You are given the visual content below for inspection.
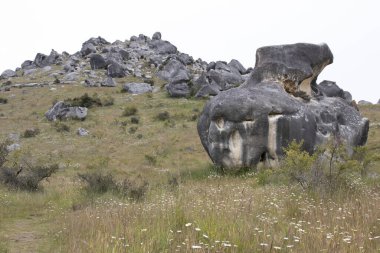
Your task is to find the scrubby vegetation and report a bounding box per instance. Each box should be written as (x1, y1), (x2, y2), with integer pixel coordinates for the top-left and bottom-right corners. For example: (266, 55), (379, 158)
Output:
(0, 83), (379, 252)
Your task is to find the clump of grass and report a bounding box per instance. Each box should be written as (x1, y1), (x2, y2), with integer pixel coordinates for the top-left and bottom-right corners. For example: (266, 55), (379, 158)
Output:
(144, 154), (157, 166)
(22, 128), (40, 138)
(130, 116), (139, 124)
(0, 97), (8, 104)
(155, 111), (170, 121)
(101, 95), (114, 106)
(53, 122), (70, 132)
(122, 106), (138, 117)
(128, 126), (138, 134)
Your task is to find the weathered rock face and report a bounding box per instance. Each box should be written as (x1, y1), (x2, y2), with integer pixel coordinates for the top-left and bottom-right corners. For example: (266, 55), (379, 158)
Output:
(45, 101), (87, 121)
(123, 83), (153, 94)
(197, 43), (369, 169)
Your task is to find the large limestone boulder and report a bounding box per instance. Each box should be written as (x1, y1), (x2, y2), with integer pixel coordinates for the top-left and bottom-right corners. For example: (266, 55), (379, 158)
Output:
(45, 101), (87, 121)
(197, 43), (369, 169)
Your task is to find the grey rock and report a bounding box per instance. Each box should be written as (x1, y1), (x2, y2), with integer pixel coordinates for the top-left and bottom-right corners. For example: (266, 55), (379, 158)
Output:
(317, 80), (344, 98)
(207, 69), (243, 90)
(152, 32), (161, 40)
(8, 133), (20, 142)
(228, 59), (247, 74)
(83, 36), (109, 46)
(34, 50), (61, 67)
(358, 100), (373, 105)
(77, 127), (89, 136)
(6, 143), (21, 152)
(101, 77), (116, 87)
(166, 82), (190, 98)
(156, 58), (190, 83)
(149, 40), (177, 55)
(45, 101), (87, 121)
(207, 61), (216, 71)
(195, 83), (220, 98)
(42, 66), (52, 72)
(81, 43), (96, 56)
(378, 99), (380, 104)
(197, 43), (369, 169)
(63, 72), (79, 82)
(21, 60), (35, 70)
(107, 60), (125, 78)
(177, 53), (194, 65)
(1, 69), (16, 79)
(23, 69), (38, 76)
(123, 83), (153, 94)
(90, 54), (107, 70)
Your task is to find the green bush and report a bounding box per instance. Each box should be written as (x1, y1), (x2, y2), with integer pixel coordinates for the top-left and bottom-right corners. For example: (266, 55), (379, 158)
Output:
(78, 172), (116, 194)
(22, 128), (40, 138)
(155, 111), (170, 121)
(53, 122), (70, 132)
(0, 97), (7, 104)
(122, 106), (138, 117)
(65, 93), (102, 108)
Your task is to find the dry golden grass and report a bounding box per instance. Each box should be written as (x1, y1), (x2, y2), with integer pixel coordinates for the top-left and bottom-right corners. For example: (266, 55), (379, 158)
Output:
(0, 71), (379, 252)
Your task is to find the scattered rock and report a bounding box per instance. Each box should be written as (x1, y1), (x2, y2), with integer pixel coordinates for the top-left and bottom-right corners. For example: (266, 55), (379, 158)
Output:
(90, 54), (107, 70)
(228, 59), (247, 75)
(166, 82), (190, 98)
(358, 100), (373, 105)
(123, 83), (153, 94)
(107, 60), (125, 78)
(101, 77), (116, 87)
(6, 143), (21, 152)
(152, 32), (161, 40)
(45, 101), (87, 121)
(77, 127), (89, 136)
(81, 43), (96, 56)
(23, 69), (38, 76)
(1, 69), (16, 79)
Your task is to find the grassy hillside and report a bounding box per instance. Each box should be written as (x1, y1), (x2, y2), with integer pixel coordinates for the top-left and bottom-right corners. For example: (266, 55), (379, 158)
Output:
(0, 77), (379, 252)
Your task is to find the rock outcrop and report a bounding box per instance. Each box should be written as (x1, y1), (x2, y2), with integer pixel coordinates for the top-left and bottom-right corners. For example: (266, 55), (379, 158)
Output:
(45, 101), (87, 121)
(197, 43), (369, 169)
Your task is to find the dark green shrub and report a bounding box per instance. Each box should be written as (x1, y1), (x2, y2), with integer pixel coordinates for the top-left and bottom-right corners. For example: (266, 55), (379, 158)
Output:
(128, 126), (138, 134)
(119, 176), (148, 201)
(65, 93), (102, 108)
(53, 122), (70, 132)
(130, 116), (139, 124)
(22, 128), (40, 138)
(0, 97), (8, 104)
(144, 154), (157, 165)
(122, 106), (138, 117)
(156, 111), (170, 121)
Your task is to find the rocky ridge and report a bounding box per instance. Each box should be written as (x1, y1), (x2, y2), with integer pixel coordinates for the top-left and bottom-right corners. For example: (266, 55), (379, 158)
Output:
(0, 32), (250, 98)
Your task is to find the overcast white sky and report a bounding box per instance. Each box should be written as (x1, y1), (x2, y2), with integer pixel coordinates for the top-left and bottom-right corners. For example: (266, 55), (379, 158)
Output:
(0, 0), (379, 102)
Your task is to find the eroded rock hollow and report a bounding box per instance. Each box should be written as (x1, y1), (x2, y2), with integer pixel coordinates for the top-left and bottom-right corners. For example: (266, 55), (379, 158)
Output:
(197, 43), (369, 169)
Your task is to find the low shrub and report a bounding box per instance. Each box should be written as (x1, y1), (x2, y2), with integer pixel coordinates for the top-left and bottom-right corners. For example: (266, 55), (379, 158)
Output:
(22, 128), (40, 138)
(65, 93), (102, 108)
(53, 122), (70, 132)
(0, 164), (58, 191)
(0, 97), (8, 104)
(130, 116), (139, 124)
(155, 111), (170, 121)
(122, 106), (138, 117)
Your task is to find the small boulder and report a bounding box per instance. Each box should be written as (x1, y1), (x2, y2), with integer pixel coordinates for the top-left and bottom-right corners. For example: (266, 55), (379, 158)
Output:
(318, 80), (344, 98)
(21, 60), (35, 70)
(358, 100), (373, 105)
(1, 69), (16, 79)
(123, 83), (153, 94)
(156, 58), (190, 83)
(152, 32), (162, 40)
(101, 77), (116, 87)
(81, 43), (96, 56)
(228, 59), (247, 74)
(90, 54), (107, 70)
(77, 127), (89, 136)
(45, 101), (87, 121)
(107, 60), (125, 78)
(6, 143), (21, 152)
(166, 82), (190, 98)
(149, 40), (177, 55)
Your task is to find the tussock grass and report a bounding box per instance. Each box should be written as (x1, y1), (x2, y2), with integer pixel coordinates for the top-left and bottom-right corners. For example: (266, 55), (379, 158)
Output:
(0, 70), (379, 252)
